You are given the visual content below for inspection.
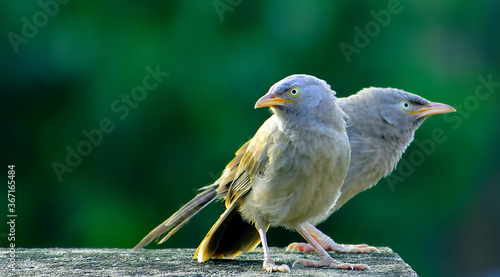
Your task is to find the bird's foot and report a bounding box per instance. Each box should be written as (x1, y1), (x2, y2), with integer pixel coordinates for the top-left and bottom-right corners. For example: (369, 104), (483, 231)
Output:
(287, 241), (380, 253)
(293, 257), (369, 270)
(287, 242), (315, 252)
(328, 243), (380, 253)
(263, 258), (291, 273)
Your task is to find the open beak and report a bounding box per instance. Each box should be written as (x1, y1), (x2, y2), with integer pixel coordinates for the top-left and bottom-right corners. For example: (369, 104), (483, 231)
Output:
(410, 102), (456, 118)
(254, 94), (293, 109)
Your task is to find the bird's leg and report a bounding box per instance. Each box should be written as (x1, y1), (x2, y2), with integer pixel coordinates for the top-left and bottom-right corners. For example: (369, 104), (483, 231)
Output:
(287, 222), (381, 253)
(255, 218), (290, 273)
(293, 223), (369, 270)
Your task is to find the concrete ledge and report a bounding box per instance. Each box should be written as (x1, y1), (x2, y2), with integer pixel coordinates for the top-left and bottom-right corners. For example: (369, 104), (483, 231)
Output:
(1, 247), (418, 276)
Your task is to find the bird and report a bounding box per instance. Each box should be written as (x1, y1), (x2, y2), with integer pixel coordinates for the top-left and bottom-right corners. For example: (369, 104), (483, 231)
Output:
(286, 87), (456, 253)
(133, 74), (368, 272)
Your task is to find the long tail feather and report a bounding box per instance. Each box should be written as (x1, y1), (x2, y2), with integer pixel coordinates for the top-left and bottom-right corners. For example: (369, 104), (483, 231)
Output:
(132, 184), (218, 250)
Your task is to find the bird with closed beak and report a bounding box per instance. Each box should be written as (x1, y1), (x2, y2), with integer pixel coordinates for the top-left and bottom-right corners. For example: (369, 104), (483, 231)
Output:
(133, 74), (368, 272)
(286, 87), (456, 253)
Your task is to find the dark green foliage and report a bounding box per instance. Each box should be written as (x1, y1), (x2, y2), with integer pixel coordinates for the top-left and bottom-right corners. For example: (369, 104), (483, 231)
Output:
(1, 1), (499, 276)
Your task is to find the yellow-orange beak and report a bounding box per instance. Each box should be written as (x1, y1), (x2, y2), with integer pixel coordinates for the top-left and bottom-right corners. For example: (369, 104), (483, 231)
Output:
(410, 102), (456, 118)
(254, 94), (293, 109)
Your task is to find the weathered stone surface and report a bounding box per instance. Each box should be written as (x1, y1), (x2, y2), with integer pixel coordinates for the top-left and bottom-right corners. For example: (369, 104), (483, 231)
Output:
(1, 247), (417, 276)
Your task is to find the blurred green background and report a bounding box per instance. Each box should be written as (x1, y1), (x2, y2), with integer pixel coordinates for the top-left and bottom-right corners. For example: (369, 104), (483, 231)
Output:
(2, 1), (499, 276)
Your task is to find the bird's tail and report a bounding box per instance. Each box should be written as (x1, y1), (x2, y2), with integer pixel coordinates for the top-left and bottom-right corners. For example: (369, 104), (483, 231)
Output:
(194, 200), (261, 262)
(132, 184), (218, 250)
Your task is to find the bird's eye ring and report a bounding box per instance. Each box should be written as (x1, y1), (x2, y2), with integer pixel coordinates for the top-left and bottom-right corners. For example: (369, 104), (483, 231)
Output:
(401, 101), (411, 109)
(289, 87), (300, 97)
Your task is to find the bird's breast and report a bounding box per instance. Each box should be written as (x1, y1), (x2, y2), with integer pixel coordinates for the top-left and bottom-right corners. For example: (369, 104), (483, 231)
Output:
(240, 131), (350, 228)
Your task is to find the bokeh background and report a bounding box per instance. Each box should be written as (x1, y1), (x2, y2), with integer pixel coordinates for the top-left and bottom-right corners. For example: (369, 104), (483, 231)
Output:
(2, 1), (500, 276)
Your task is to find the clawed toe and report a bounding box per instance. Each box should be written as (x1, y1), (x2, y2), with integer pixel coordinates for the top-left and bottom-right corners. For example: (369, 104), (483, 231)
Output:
(293, 258), (321, 268)
(293, 258), (369, 270)
(286, 242), (298, 251)
(286, 242), (315, 252)
(287, 241), (381, 253)
(332, 244), (380, 253)
(263, 259), (291, 273)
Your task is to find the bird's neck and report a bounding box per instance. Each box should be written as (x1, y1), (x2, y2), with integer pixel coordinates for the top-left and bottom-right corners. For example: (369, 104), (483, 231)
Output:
(274, 103), (347, 139)
(378, 132), (415, 170)
(350, 127), (416, 181)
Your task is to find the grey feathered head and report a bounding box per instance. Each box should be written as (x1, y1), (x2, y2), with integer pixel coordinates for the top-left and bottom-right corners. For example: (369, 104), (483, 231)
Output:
(255, 74), (345, 127)
(339, 87), (455, 142)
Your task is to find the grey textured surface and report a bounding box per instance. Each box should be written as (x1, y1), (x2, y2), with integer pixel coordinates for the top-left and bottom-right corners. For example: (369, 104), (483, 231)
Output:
(1, 247), (418, 276)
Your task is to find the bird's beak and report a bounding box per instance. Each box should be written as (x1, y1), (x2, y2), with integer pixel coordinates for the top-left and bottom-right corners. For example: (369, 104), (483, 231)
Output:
(410, 102), (456, 118)
(254, 93), (293, 109)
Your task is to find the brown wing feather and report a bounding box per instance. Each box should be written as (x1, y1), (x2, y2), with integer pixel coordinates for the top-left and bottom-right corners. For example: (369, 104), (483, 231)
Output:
(195, 118), (277, 261)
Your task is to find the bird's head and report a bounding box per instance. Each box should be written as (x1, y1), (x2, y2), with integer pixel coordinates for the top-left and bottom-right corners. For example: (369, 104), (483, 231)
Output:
(343, 88), (456, 141)
(254, 74), (342, 126)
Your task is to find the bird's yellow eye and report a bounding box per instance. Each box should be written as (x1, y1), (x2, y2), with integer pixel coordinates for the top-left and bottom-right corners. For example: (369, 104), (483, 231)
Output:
(400, 101), (411, 110)
(289, 87), (301, 97)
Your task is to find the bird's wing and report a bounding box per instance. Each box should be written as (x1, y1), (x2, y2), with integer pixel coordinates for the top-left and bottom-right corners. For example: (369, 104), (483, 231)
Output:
(194, 117), (279, 261)
(224, 117), (277, 207)
(133, 118), (274, 252)
(214, 140), (250, 198)
(132, 134), (254, 250)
